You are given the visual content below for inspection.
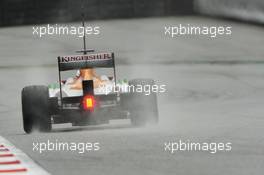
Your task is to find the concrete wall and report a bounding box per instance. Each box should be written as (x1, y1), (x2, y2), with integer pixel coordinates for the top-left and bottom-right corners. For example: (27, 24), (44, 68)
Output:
(0, 0), (194, 26)
(194, 0), (264, 24)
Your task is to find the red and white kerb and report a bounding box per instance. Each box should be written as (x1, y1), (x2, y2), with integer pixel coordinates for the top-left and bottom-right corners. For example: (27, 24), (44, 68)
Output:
(0, 144), (27, 173)
(0, 137), (50, 175)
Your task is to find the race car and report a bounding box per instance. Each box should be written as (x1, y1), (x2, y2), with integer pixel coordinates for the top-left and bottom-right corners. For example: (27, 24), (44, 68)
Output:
(21, 52), (159, 133)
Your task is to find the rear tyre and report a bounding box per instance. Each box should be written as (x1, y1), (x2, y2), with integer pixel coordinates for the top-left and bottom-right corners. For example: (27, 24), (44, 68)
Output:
(22, 86), (51, 133)
(127, 79), (159, 126)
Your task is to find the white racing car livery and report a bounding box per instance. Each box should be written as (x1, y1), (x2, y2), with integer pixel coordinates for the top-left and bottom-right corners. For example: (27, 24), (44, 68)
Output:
(21, 52), (159, 133)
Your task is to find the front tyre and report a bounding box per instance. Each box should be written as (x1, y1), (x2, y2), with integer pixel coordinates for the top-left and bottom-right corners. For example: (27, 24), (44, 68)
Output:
(22, 86), (51, 133)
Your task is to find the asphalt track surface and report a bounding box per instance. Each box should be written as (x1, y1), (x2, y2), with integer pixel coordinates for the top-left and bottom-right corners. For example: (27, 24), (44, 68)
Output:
(0, 16), (264, 175)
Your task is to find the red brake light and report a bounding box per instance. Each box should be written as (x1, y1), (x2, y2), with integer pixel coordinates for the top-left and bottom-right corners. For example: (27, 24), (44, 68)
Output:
(83, 95), (95, 110)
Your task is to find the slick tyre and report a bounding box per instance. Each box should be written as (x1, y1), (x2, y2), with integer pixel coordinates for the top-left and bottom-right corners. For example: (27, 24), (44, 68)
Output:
(22, 86), (51, 133)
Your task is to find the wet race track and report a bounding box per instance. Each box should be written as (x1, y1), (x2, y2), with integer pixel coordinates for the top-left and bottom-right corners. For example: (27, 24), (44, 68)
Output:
(0, 17), (264, 175)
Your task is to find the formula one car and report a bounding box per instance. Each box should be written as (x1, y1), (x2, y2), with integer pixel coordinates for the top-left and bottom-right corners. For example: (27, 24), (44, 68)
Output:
(21, 51), (159, 133)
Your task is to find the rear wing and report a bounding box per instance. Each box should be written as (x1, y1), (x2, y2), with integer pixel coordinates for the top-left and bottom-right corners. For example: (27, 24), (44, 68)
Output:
(58, 52), (115, 71)
(57, 52), (117, 106)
